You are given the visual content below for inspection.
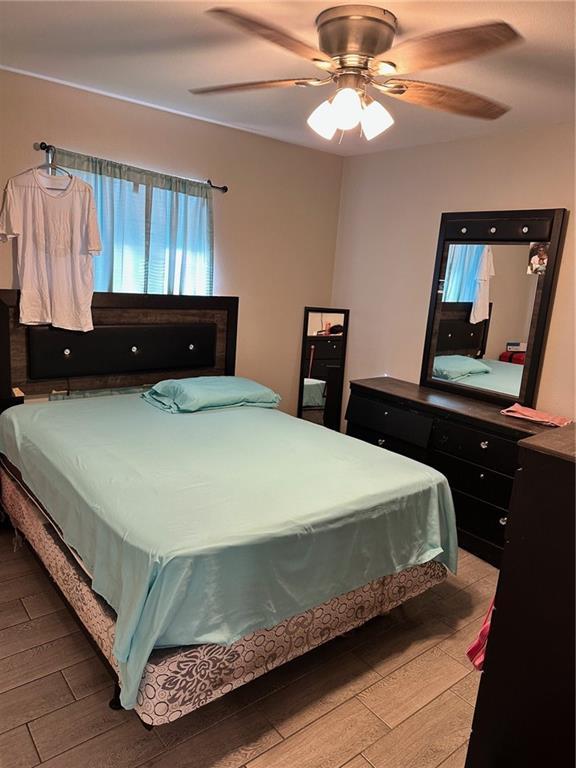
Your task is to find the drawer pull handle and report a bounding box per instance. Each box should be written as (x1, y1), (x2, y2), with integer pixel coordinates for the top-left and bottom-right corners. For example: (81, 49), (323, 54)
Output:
(378, 438), (386, 447)
(499, 516), (508, 526)
(479, 473), (485, 480)
(384, 411), (389, 416)
(480, 441), (489, 449)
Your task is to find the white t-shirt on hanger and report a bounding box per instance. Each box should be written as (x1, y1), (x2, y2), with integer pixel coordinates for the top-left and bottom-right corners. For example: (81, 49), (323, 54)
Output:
(0, 169), (102, 331)
(470, 245), (495, 325)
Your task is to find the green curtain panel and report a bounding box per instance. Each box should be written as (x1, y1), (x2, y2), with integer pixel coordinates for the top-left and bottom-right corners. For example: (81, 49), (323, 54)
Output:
(56, 148), (214, 296)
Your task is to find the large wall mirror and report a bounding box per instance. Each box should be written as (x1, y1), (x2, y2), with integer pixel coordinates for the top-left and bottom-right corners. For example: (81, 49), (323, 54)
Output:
(421, 209), (568, 406)
(298, 307), (349, 430)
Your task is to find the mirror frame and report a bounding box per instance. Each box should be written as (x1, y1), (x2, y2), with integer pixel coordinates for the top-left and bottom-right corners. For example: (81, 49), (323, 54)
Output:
(297, 306), (350, 430)
(420, 208), (568, 406)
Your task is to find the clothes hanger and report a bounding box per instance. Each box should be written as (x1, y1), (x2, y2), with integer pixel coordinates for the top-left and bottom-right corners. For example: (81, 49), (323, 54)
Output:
(35, 142), (73, 182)
(7, 162), (73, 191)
(33, 163), (74, 191)
(6, 143), (73, 191)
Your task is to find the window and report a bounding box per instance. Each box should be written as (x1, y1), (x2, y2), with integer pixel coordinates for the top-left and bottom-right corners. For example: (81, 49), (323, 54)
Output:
(442, 244), (485, 302)
(57, 149), (214, 295)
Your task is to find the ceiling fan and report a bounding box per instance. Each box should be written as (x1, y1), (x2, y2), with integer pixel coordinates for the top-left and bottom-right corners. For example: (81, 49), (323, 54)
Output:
(190, 5), (523, 141)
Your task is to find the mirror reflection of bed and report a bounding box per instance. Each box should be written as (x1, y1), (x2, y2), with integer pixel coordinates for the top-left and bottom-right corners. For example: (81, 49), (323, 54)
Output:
(298, 308), (349, 430)
(431, 242), (545, 399)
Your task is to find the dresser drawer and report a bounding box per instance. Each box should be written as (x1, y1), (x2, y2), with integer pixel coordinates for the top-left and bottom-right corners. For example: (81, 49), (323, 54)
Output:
(306, 337), (342, 360)
(431, 421), (517, 475)
(309, 359), (341, 380)
(347, 424), (428, 463)
(346, 395), (433, 448)
(457, 530), (502, 568)
(432, 452), (513, 509)
(452, 490), (508, 548)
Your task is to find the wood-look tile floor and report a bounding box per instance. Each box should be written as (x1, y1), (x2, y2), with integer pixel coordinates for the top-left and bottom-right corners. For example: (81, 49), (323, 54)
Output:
(0, 527), (498, 768)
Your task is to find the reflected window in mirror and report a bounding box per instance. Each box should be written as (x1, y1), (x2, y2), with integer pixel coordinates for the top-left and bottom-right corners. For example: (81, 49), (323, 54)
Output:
(421, 210), (567, 406)
(298, 308), (349, 430)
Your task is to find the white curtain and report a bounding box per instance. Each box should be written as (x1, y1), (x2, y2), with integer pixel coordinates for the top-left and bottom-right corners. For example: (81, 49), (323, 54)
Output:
(56, 148), (214, 295)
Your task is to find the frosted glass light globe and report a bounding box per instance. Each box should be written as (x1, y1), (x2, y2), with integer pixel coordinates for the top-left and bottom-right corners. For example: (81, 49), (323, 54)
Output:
(307, 100), (337, 140)
(331, 88), (363, 131)
(361, 100), (394, 140)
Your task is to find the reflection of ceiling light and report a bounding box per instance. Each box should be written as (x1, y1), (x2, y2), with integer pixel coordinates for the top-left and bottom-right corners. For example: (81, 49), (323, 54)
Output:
(330, 87), (363, 130)
(306, 100), (337, 140)
(307, 89), (394, 142)
(361, 99), (394, 140)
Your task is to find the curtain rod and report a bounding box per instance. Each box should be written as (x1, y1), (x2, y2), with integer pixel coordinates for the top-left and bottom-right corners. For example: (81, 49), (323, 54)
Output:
(33, 142), (229, 193)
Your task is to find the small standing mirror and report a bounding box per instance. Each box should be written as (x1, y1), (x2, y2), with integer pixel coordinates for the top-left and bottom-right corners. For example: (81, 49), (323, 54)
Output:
(298, 307), (349, 430)
(421, 209), (567, 405)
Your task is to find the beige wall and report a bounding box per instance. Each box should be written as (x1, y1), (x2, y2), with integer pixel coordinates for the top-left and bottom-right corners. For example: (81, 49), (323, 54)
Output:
(2, 70), (574, 418)
(484, 245), (537, 361)
(332, 124), (575, 416)
(0, 70), (343, 413)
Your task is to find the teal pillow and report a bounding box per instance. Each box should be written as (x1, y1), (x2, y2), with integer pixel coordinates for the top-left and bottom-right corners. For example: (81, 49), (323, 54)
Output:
(433, 355), (491, 381)
(142, 376), (281, 413)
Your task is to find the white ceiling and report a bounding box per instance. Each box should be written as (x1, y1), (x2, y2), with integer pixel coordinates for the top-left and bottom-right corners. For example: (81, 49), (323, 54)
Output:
(0, 1), (574, 156)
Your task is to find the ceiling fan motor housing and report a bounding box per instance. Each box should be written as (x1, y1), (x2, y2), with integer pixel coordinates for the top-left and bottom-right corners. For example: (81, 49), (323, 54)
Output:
(316, 5), (397, 62)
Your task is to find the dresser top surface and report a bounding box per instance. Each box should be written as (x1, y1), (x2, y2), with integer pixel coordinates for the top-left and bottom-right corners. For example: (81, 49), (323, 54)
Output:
(519, 423), (576, 462)
(350, 376), (550, 436)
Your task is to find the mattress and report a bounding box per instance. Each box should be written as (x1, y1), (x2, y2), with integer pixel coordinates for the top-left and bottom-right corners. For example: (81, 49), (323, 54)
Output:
(0, 396), (457, 707)
(0, 464), (447, 725)
(462, 359), (524, 396)
(303, 377), (326, 408)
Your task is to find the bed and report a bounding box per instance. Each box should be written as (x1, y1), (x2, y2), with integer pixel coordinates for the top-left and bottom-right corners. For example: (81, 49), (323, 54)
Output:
(431, 302), (524, 397)
(433, 357), (524, 397)
(302, 377), (326, 408)
(452, 358), (523, 396)
(0, 290), (456, 728)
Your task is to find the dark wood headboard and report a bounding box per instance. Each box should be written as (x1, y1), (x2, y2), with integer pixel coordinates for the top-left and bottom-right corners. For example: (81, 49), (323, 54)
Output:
(435, 302), (492, 358)
(0, 291), (238, 397)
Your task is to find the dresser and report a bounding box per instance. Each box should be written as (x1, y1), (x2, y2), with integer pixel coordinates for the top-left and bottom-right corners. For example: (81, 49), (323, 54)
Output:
(304, 335), (343, 380)
(465, 425), (575, 767)
(346, 377), (549, 566)
(303, 335), (345, 431)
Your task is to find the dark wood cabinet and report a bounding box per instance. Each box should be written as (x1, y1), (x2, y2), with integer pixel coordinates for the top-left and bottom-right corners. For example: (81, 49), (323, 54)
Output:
(465, 425), (575, 768)
(346, 377), (549, 566)
(304, 336), (343, 380)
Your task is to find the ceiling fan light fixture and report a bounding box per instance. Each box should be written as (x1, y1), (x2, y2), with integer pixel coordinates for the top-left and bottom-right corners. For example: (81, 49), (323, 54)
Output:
(374, 60), (397, 75)
(307, 99), (338, 140)
(331, 87), (363, 130)
(361, 99), (394, 140)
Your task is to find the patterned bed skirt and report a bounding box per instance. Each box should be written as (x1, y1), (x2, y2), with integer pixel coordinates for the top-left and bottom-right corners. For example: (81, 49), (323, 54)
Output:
(0, 466), (447, 726)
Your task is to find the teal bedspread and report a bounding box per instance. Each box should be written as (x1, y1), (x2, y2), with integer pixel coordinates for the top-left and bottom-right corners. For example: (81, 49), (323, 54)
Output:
(303, 378), (326, 408)
(432, 359), (523, 396)
(466, 359), (523, 396)
(0, 396), (457, 708)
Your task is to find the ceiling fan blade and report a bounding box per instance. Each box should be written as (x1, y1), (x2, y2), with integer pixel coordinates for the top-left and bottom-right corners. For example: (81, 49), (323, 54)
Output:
(208, 8), (335, 71)
(190, 78), (328, 95)
(374, 79), (509, 119)
(372, 22), (522, 75)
